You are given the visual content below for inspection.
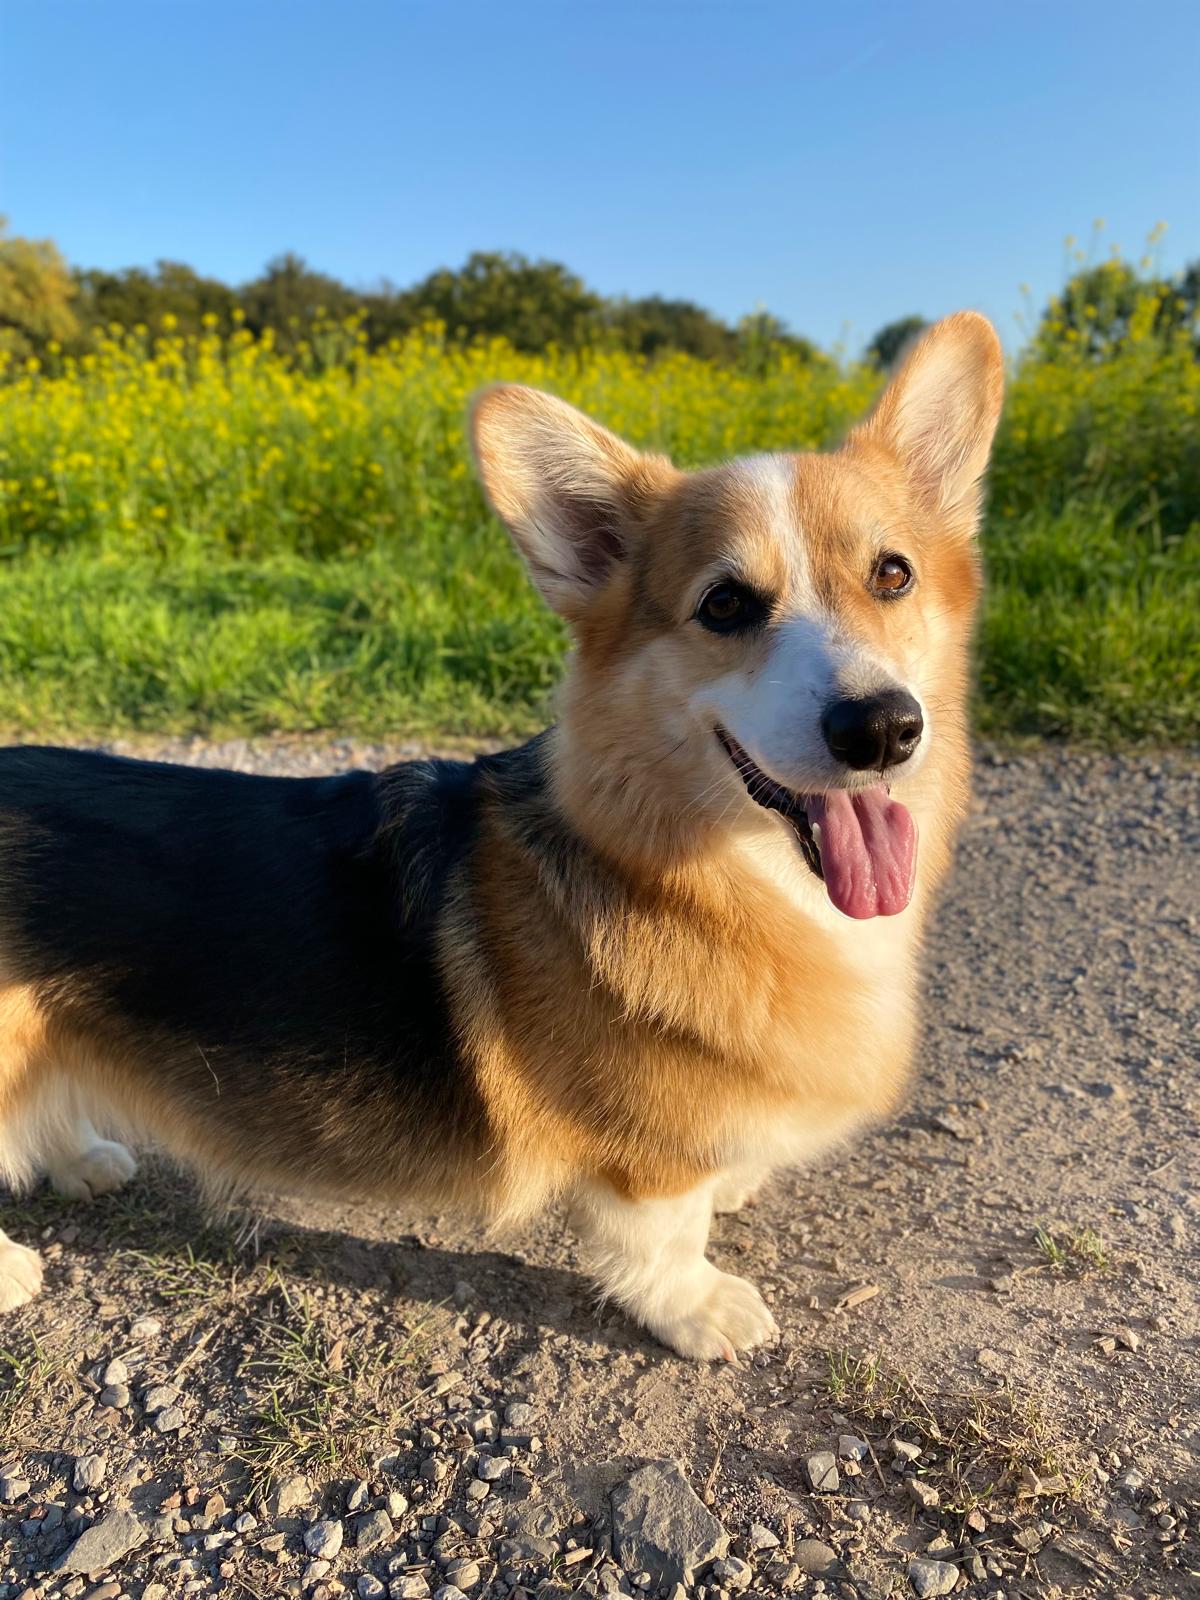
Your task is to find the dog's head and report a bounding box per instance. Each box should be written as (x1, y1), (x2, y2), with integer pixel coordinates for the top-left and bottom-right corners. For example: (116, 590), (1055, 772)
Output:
(471, 313), (1004, 919)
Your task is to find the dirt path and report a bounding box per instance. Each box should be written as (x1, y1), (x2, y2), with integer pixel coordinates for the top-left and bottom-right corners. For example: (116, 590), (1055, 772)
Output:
(2, 740), (1197, 1600)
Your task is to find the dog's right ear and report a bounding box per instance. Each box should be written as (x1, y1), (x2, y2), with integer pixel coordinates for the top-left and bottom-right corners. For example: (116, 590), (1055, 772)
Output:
(469, 386), (675, 620)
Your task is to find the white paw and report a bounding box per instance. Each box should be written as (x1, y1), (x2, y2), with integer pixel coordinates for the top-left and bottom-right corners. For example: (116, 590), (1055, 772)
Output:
(0, 1238), (43, 1312)
(651, 1268), (778, 1361)
(712, 1176), (759, 1214)
(48, 1140), (138, 1202)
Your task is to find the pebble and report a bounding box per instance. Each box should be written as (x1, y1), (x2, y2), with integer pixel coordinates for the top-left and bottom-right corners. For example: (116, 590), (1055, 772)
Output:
(838, 1435), (869, 1462)
(347, 1479), (370, 1511)
(390, 1577), (431, 1599)
(234, 1511), (258, 1533)
(99, 1383), (130, 1408)
(303, 1561), (331, 1588)
(420, 1457), (448, 1482)
(86, 1584), (120, 1600)
(504, 1402), (536, 1427)
(154, 1405), (184, 1433)
(73, 1454), (107, 1492)
(908, 1557), (958, 1597)
(304, 1520), (345, 1560)
(907, 1478), (940, 1510)
(747, 1522), (779, 1551)
(794, 1538), (837, 1575)
(101, 1358), (129, 1386)
(129, 1317), (162, 1340)
(443, 1559), (480, 1588)
(892, 1439), (922, 1463)
(271, 1474), (313, 1516)
(55, 1508), (146, 1575)
(476, 1455), (509, 1483)
(386, 1491), (409, 1518)
(358, 1579), (386, 1600)
(805, 1451), (840, 1493)
(355, 1508), (394, 1551)
(710, 1556), (753, 1591)
(141, 1384), (178, 1413)
(0, 1474), (31, 1500)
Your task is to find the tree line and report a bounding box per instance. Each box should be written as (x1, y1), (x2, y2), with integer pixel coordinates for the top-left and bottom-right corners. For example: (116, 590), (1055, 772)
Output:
(1, 217), (1196, 370)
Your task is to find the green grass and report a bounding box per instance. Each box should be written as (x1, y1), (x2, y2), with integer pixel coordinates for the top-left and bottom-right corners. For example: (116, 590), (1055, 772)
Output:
(0, 496), (1191, 744)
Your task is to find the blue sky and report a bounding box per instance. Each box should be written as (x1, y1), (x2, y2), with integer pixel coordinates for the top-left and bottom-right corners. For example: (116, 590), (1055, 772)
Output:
(3, 0), (1197, 352)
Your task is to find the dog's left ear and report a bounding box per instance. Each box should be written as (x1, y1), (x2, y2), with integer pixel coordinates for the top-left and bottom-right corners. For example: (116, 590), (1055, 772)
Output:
(470, 385), (675, 620)
(850, 311), (1005, 536)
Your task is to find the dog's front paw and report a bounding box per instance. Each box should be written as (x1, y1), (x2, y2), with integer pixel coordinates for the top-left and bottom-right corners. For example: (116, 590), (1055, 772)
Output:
(0, 1237), (43, 1312)
(49, 1139), (138, 1202)
(652, 1268), (777, 1361)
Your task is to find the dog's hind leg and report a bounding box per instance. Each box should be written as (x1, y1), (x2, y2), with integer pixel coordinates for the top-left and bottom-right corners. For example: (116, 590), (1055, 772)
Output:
(43, 1112), (137, 1202)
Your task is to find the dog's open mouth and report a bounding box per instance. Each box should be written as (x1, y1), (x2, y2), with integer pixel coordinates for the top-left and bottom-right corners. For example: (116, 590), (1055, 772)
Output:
(716, 727), (917, 920)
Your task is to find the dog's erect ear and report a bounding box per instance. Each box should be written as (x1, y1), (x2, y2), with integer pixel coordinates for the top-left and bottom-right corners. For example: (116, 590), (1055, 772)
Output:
(851, 311), (1005, 534)
(470, 385), (674, 619)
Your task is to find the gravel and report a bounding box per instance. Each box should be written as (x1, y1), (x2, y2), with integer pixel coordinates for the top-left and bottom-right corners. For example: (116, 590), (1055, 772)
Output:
(0, 739), (1196, 1600)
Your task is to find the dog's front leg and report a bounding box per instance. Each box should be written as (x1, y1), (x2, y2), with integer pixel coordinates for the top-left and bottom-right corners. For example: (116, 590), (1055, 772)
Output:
(0, 1225), (42, 1313)
(572, 1177), (777, 1361)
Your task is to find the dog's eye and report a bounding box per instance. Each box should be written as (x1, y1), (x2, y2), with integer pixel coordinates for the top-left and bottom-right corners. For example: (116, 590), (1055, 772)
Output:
(871, 553), (914, 597)
(696, 582), (766, 634)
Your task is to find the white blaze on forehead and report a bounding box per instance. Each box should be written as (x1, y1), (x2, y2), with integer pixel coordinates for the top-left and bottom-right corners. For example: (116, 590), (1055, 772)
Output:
(732, 454), (809, 594)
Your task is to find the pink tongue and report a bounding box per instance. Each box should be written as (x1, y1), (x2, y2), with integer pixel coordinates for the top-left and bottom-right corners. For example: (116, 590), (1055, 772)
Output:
(804, 788), (917, 919)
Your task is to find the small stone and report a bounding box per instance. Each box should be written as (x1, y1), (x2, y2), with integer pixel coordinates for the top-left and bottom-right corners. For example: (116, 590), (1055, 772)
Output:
(303, 1561), (331, 1589)
(143, 1587), (168, 1600)
(154, 1405), (184, 1433)
(390, 1577), (431, 1599)
(101, 1358), (129, 1386)
(420, 1457), (448, 1483)
(805, 1451), (840, 1493)
(711, 1556), (752, 1592)
(907, 1478), (940, 1511)
(73, 1454), (108, 1492)
(609, 1460), (730, 1588)
(892, 1438), (922, 1463)
(838, 1434), (869, 1462)
(99, 1383), (131, 1409)
(86, 1584), (121, 1600)
(794, 1538), (837, 1575)
(355, 1509), (394, 1552)
(964, 1508), (987, 1535)
(347, 1479), (370, 1512)
(141, 1384), (178, 1414)
(1012, 1527), (1042, 1553)
(747, 1522), (780, 1551)
(476, 1455), (509, 1483)
(386, 1491), (409, 1519)
(129, 1316), (162, 1339)
(907, 1557), (958, 1597)
(304, 1520), (344, 1560)
(358, 1579), (386, 1600)
(465, 1480), (489, 1502)
(433, 1589), (468, 1600)
(846, 1500), (870, 1523)
(0, 1473), (31, 1500)
(271, 1474), (313, 1517)
(234, 1511), (258, 1533)
(443, 1559), (480, 1589)
(55, 1509), (147, 1575)
(504, 1402), (536, 1428)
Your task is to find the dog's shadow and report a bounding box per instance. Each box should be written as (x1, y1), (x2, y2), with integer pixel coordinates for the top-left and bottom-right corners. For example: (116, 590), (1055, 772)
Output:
(10, 1156), (646, 1361)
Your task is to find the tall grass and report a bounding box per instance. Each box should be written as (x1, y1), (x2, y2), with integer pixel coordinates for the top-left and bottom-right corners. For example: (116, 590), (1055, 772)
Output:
(0, 313), (1195, 744)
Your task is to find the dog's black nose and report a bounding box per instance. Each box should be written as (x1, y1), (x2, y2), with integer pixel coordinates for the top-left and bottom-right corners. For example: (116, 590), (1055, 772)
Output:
(821, 690), (924, 771)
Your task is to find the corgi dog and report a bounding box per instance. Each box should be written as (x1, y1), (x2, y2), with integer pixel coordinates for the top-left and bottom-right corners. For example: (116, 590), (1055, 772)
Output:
(0, 313), (1003, 1359)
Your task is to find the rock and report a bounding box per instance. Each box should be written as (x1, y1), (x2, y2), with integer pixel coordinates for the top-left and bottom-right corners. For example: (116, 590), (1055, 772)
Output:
(465, 1480), (489, 1501)
(56, 1509), (147, 1574)
(838, 1434), (869, 1462)
(907, 1479), (940, 1511)
(154, 1405), (184, 1433)
(73, 1454), (108, 1492)
(794, 1538), (837, 1575)
(101, 1358), (129, 1386)
(0, 1473), (31, 1500)
(355, 1509), (394, 1552)
(476, 1455), (509, 1483)
(358, 1579), (386, 1600)
(433, 1589), (468, 1600)
(1012, 1527), (1042, 1553)
(609, 1460), (729, 1588)
(504, 1402), (536, 1428)
(347, 1479), (370, 1512)
(805, 1451), (840, 1493)
(390, 1577), (431, 1599)
(420, 1457), (448, 1482)
(710, 1555), (753, 1591)
(234, 1511), (258, 1533)
(143, 1586), (168, 1600)
(87, 1584), (121, 1600)
(129, 1316), (162, 1339)
(386, 1491), (409, 1519)
(304, 1520), (344, 1560)
(271, 1475), (313, 1517)
(141, 1383), (178, 1414)
(443, 1559), (480, 1588)
(747, 1522), (779, 1551)
(303, 1561), (331, 1588)
(846, 1501), (870, 1523)
(99, 1384), (130, 1409)
(892, 1439), (922, 1463)
(907, 1557), (958, 1597)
